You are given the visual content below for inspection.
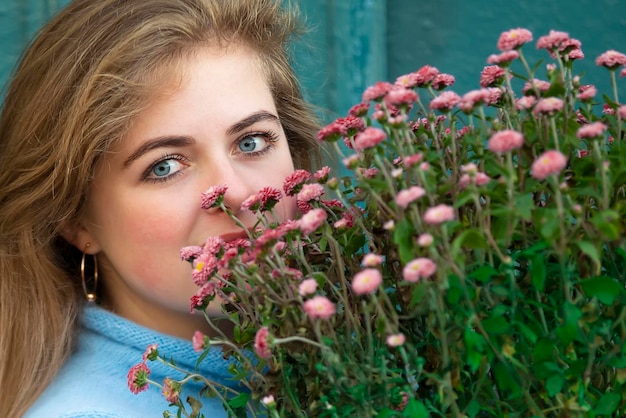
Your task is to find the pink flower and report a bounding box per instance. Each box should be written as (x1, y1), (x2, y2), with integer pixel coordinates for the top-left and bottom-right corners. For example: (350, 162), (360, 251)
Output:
(487, 50), (519, 65)
(192, 331), (206, 352)
(200, 184), (228, 209)
(386, 333), (406, 347)
(283, 169), (312, 196)
(348, 102), (370, 117)
(298, 278), (318, 296)
(480, 66), (507, 88)
(336, 115), (366, 136)
(351, 268), (383, 295)
(180, 245), (203, 261)
(431, 73), (456, 90)
(408, 65), (441, 87)
(127, 363), (150, 394)
(161, 378), (181, 404)
(487, 130), (524, 154)
(402, 153), (423, 167)
(576, 122), (607, 139)
(254, 326), (272, 359)
(596, 50), (626, 68)
(459, 172), (491, 189)
(258, 186), (282, 212)
(303, 296), (336, 320)
(189, 280), (218, 312)
(533, 97), (564, 115)
(536, 30), (570, 51)
(362, 253), (384, 267)
(423, 204), (455, 225)
(314, 166), (332, 183)
(402, 257), (437, 282)
(385, 87), (418, 108)
(619, 105), (626, 119)
(497, 28), (533, 51)
(299, 208), (327, 235)
(569, 49), (584, 60)
(241, 193), (262, 212)
(362, 81), (394, 102)
(577, 85), (597, 101)
(603, 104), (615, 115)
(531, 150), (568, 180)
(429, 91), (461, 112)
(142, 344), (159, 362)
(620, 68), (626, 78)
(353, 127), (386, 151)
(417, 233), (433, 247)
(459, 89), (491, 112)
(522, 79), (550, 95)
(394, 186), (426, 209)
(297, 183), (325, 202)
(316, 120), (347, 142)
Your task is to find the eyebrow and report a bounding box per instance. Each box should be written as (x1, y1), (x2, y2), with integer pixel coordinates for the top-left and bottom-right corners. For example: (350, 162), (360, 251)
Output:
(226, 110), (280, 136)
(123, 136), (194, 168)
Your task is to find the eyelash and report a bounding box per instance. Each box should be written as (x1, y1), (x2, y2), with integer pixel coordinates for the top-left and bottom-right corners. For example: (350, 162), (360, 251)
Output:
(141, 130), (281, 184)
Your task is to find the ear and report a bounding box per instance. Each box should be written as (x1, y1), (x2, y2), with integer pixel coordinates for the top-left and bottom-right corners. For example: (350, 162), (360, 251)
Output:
(60, 221), (102, 254)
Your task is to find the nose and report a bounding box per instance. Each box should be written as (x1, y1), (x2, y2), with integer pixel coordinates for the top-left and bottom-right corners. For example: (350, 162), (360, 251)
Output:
(203, 161), (257, 217)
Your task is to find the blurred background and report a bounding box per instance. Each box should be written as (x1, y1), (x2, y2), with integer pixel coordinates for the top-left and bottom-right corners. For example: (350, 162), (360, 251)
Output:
(1, 0), (625, 122)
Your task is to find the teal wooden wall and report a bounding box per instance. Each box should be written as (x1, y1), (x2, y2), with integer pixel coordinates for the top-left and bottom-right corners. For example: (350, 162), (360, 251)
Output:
(1, 0), (625, 120)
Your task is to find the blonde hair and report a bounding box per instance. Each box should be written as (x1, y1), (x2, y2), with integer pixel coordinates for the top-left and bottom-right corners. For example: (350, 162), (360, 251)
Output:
(0, 0), (319, 414)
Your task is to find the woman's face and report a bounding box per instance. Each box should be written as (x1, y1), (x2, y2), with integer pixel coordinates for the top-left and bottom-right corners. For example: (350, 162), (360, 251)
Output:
(73, 46), (297, 338)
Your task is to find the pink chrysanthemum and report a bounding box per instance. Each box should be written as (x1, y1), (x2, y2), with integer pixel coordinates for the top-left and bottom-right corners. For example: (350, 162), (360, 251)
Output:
(402, 153), (423, 167)
(536, 30), (570, 51)
(352, 268), (383, 295)
(533, 97), (564, 116)
(620, 68), (626, 78)
(353, 127), (387, 151)
(362, 81), (394, 102)
(316, 120), (347, 143)
(127, 363), (150, 394)
(362, 253), (384, 267)
(394, 186), (426, 209)
(568, 49), (584, 60)
(487, 130), (524, 154)
(429, 91), (461, 112)
(595, 50), (626, 69)
(297, 183), (325, 202)
(423, 204), (455, 225)
(254, 326), (272, 360)
(241, 193), (262, 212)
(459, 89), (491, 113)
(313, 166), (332, 183)
(299, 208), (327, 235)
(385, 87), (418, 108)
(348, 102), (370, 117)
(577, 85), (597, 101)
(459, 172), (491, 189)
(192, 253), (218, 286)
(417, 233), (434, 247)
(479, 66), (507, 88)
(402, 257), (437, 282)
(162, 378), (181, 404)
(258, 186), (282, 212)
(192, 331), (207, 352)
(431, 73), (456, 90)
(522, 79), (551, 95)
(497, 28), (533, 51)
(336, 115), (366, 136)
(200, 184), (228, 210)
(142, 344), (159, 362)
(487, 50), (519, 65)
(180, 245), (203, 261)
(283, 169), (312, 196)
(618, 105), (626, 119)
(298, 278), (318, 297)
(515, 96), (536, 111)
(531, 150), (568, 180)
(576, 122), (607, 139)
(412, 65), (441, 87)
(386, 333), (406, 347)
(189, 280), (218, 312)
(303, 296), (336, 320)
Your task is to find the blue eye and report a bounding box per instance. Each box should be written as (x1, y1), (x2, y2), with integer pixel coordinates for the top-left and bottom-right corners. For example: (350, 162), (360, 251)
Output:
(238, 135), (267, 153)
(144, 156), (187, 183)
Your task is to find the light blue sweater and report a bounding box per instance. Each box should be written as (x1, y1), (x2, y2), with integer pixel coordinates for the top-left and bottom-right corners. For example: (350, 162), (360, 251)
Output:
(26, 305), (242, 417)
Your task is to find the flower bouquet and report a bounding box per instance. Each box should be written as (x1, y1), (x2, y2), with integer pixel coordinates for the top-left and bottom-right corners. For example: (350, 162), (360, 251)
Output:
(129, 28), (626, 417)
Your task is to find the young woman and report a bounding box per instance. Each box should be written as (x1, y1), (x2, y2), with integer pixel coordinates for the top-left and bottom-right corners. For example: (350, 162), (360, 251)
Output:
(0, 0), (319, 416)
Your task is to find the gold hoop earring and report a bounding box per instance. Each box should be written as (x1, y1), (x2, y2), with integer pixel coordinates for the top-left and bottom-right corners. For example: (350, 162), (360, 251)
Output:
(81, 243), (98, 302)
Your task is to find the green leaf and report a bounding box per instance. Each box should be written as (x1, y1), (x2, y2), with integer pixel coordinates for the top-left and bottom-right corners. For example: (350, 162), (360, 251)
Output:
(515, 194), (534, 221)
(469, 264), (498, 283)
(227, 393), (249, 409)
(481, 314), (509, 335)
(580, 276), (622, 305)
(575, 240), (601, 268)
(591, 210), (621, 240)
(546, 374), (564, 397)
(402, 399), (429, 418)
(530, 255), (546, 292)
(393, 218), (416, 265)
(595, 392), (622, 415)
(451, 228), (487, 259)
